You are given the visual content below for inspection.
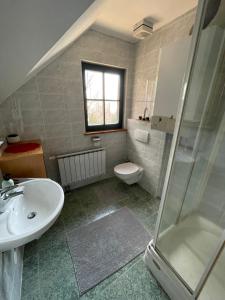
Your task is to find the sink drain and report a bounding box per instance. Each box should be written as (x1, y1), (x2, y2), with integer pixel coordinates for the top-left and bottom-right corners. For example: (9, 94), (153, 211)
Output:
(27, 212), (37, 219)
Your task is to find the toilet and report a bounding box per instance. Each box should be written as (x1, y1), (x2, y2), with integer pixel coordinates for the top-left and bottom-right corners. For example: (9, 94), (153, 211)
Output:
(114, 162), (143, 185)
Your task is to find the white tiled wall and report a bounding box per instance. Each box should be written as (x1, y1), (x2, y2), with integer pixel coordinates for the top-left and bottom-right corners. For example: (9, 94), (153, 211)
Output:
(0, 10), (196, 193)
(0, 29), (135, 180)
(131, 9), (196, 119)
(128, 9), (196, 197)
(127, 119), (166, 196)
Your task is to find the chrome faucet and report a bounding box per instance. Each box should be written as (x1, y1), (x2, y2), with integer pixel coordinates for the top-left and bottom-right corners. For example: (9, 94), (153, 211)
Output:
(0, 185), (20, 196)
(143, 107), (148, 119)
(0, 185), (24, 210)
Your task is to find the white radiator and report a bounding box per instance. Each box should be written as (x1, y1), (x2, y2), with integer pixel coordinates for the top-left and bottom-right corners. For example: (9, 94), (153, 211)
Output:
(57, 148), (106, 187)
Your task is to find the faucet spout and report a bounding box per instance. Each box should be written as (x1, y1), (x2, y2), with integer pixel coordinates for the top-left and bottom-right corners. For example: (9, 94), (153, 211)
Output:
(2, 191), (24, 201)
(143, 107), (148, 119)
(0, 186), (24, 211)
(0, 184), (19, 196)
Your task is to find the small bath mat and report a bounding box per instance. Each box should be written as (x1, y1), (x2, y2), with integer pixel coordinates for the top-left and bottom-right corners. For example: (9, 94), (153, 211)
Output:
(67, 207), (151, 295)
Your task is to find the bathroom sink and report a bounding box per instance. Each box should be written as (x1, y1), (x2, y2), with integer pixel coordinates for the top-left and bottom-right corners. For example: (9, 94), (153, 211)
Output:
(0, 179), (64, 252)
(5, 142), (40, 153)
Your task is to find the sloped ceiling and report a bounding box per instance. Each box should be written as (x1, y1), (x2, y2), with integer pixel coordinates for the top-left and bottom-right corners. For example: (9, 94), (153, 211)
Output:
(0, 0), (102, 104)
(0, 0), (202, 104)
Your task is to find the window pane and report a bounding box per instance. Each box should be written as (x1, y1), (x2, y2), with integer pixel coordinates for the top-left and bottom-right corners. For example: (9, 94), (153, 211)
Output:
(105, 101), (119, 124)
(87, 101), (104, 126)
(85, 70), (103, 99)
(104, 73), (120, 100)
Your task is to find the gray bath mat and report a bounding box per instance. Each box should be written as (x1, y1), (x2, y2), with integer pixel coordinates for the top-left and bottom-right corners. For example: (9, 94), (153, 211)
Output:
(67, 207), (151, 295)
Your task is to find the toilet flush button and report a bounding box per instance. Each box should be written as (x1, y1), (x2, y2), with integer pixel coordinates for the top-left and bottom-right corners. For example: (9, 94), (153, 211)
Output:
(135, 129), (149, 143)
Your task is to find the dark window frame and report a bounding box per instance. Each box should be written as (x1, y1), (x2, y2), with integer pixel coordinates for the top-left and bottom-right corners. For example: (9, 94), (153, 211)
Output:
(82, 62), (125, 132)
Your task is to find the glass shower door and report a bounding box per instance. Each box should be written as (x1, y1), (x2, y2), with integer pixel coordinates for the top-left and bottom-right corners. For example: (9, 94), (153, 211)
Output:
(154, 0), (225, 297)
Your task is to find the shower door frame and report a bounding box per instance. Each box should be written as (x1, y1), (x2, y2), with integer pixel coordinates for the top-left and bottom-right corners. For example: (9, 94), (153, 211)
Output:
(150, 0), (225, 298)
(153, 0), (206, 249)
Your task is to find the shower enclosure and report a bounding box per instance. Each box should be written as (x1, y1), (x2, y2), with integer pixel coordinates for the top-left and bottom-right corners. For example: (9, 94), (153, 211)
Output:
(144, 0), (225, 299)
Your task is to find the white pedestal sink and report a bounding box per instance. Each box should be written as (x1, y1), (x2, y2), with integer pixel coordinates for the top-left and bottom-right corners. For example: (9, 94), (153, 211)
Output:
(0, 179), (64, 252)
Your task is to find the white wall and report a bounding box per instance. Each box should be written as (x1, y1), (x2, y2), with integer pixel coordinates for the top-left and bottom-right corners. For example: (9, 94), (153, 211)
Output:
(0, 0), (96, 103)
(128, 9), (196, 197)
(0, 8), (197, 199)
(153, 37), (191, 118)
(131, 9), (196, 119)
(127, 119), (167, 196)
(0, 29), (135, 181)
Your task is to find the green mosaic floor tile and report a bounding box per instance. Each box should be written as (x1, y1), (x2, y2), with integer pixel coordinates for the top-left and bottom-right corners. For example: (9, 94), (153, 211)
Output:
(21, 255), (39, 298)
(39, 242), (78, 299)
(21, 289), (42, 300)
(40, 282), (79, 300)
(21, 177), (168, 300)
(61, 200), (88, 232)
(36, 217), (67, 251)
(23, 240), (38, 260)
(95, 259), (169, 300)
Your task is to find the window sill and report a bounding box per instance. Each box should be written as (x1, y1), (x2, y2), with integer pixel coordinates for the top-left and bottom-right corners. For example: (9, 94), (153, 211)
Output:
(83, 128), (127, 135)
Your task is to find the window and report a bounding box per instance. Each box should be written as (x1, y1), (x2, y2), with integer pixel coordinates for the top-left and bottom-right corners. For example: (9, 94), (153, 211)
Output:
(82, 62), (125, 132)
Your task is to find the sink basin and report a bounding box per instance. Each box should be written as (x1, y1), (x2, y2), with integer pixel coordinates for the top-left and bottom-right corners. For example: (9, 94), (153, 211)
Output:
(5, 142), (40, 153)
(0, 179), (64, 252)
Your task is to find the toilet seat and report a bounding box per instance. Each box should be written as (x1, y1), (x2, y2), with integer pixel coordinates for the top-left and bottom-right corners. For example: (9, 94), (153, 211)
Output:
(114, 162), (140, 176)
(114, 162), (143, 185)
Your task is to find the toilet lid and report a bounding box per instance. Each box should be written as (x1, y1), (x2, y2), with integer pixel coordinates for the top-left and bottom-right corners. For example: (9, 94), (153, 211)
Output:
(114, 162), (139, 175)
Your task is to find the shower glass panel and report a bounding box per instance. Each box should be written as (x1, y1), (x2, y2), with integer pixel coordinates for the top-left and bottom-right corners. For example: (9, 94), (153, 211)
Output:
(155, 0), (225, 294)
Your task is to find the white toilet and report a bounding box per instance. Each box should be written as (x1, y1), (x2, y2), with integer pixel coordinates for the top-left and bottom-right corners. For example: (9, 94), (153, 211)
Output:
(114, 162), (143, 185)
